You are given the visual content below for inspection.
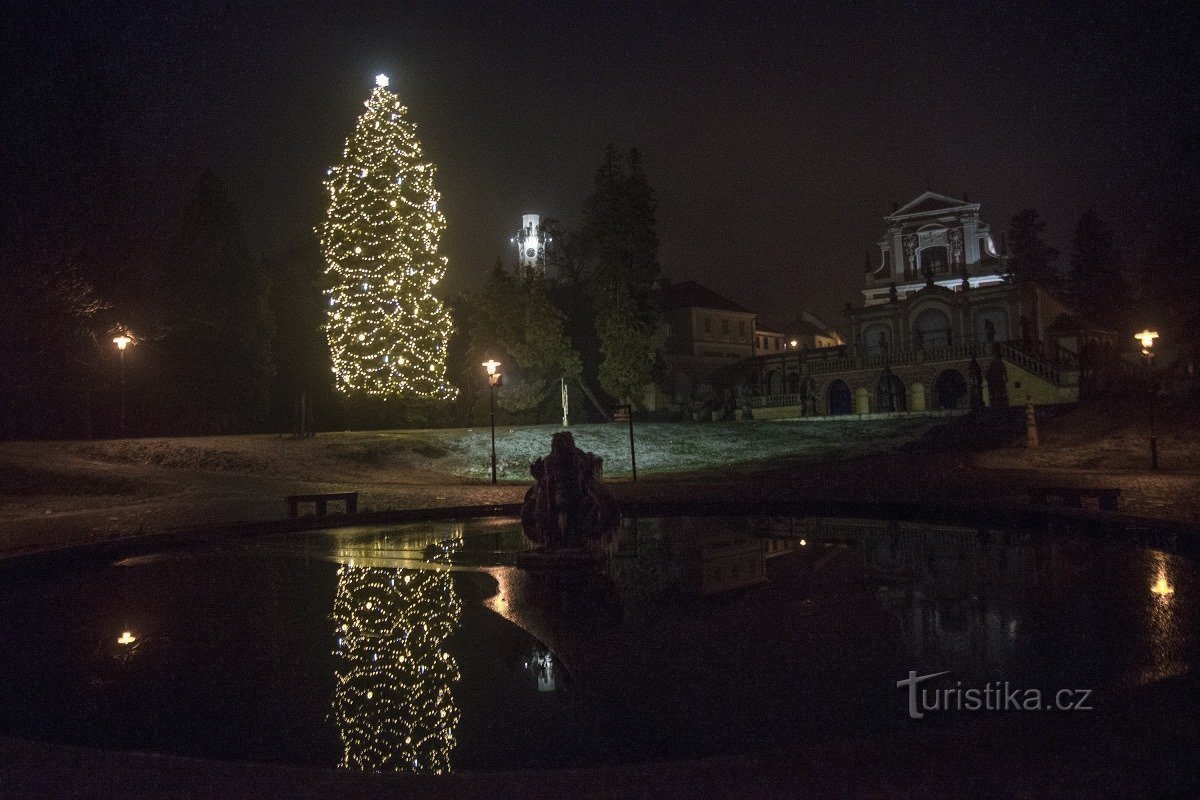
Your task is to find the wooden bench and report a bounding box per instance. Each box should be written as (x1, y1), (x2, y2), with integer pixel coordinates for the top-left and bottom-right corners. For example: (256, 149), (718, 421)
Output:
(1026, 486), (1120, 512)
(286, 491), (358, 518)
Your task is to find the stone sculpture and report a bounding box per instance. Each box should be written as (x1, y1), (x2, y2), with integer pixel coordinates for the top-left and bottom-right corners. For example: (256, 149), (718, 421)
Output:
(521, 431), (619, 552)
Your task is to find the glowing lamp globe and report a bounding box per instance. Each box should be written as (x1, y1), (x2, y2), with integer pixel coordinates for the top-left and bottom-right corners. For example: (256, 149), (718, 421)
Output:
(1135, 330), (1158, 355)
(482, 359), (501, 377)
(375, 73), (389, 88)
(113, 334), (132, 351)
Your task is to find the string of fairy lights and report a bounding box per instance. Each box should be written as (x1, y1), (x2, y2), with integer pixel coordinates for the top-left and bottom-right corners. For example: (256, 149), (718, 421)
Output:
(320, 75), (457, 398)
(331, 527), (464, 773)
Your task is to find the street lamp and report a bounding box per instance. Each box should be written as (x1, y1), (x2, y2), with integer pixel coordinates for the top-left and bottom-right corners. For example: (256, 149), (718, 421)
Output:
(1135, 330), (1159, 470)
(113, 331), (134, 438)
(482, 359), (502, 484)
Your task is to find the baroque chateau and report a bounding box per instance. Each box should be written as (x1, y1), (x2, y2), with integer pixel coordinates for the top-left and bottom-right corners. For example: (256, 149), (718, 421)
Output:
(664, 192), (1096, 418)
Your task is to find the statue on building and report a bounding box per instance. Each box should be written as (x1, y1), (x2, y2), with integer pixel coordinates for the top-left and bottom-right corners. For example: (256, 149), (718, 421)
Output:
(521, 432), (619, 552)
(968, 355), (986, 411)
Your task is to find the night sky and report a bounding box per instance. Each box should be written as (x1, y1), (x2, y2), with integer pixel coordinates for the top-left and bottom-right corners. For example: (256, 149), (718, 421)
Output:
(5, 2), (1198, 329)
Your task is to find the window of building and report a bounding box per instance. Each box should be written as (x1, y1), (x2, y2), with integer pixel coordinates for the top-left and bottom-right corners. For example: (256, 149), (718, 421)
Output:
(774, 338), (780, 351)
(738, 320), (745, 337)
(703, 316), (711, 334)
(721, 319), (730, 335)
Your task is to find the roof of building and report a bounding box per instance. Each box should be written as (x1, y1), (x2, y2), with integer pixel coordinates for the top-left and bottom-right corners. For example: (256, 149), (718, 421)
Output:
(887, 191), (980, 219)
(662, 280), (752, 315)
(757, 311), (843, 341)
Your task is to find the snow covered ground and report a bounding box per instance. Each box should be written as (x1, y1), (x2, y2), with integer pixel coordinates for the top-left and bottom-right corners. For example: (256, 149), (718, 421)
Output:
(0, 417), (939, 555)
(3, 416), (937, 489)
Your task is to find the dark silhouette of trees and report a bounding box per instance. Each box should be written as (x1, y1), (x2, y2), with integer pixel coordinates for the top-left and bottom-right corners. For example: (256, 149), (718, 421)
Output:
(1005, 209), (1061, 289)
(454, 264), (580, 421)
(267, 242), (336, 431)
(1067, 208), (1127, 328)
(580, 145), (663, 405)
(149, 172), (274, 433)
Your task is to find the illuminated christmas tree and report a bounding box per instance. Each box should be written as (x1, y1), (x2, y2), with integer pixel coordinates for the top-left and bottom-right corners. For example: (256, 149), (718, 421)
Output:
(331, 528), (463, 773)
(321, 74), (456, 398)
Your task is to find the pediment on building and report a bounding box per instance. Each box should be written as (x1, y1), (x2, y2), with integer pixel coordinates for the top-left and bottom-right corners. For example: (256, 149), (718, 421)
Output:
(888, 191), (977, 219)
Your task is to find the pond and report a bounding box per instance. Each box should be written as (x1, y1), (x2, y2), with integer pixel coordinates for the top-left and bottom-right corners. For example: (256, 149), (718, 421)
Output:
(0, 515), (1194, 776)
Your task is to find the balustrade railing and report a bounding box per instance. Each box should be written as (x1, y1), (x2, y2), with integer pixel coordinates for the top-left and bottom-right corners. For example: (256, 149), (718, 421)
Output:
(749, 392), (803, 409)
(753, 338), (1083, 401)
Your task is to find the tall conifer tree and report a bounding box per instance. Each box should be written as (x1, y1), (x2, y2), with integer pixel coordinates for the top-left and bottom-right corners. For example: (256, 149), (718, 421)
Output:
(321, 76), (456, 399)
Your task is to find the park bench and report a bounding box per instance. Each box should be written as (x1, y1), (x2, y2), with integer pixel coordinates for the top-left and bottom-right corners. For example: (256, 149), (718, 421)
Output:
(285, 491), (358, 518)
(1026, 486), (1120, 513)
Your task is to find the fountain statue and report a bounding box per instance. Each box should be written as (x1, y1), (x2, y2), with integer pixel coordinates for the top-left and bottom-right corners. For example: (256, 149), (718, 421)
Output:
(521, 431), (619, 554)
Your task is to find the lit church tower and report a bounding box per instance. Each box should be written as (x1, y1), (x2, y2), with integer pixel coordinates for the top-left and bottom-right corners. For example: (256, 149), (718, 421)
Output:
(512, 214), (550, 277)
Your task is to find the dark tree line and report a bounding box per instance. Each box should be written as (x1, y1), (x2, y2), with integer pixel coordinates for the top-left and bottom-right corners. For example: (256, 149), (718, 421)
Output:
(1005, 207), (1135, 331)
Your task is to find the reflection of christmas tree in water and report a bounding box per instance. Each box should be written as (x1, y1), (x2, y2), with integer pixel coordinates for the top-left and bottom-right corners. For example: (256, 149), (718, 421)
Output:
(332, 528), (462, 773)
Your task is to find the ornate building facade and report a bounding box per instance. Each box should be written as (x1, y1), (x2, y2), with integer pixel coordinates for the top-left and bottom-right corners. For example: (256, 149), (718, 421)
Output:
(865, 192), (1004, 306)
(750, 194), (1081, 418)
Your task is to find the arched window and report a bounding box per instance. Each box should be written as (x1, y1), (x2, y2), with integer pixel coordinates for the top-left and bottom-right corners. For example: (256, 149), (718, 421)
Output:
(934, 369), (968, 410)
(760, 370), (782, 396)
(827, 380), (852, 415)
(973, 307), (1009, 347)
(915, 308), (952, 351)
(919, 245), (949, 278)
(863, 324), (891, 360)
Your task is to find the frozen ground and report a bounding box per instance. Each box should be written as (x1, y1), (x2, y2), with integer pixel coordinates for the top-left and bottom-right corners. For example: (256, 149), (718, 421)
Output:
(0, 416), (938, 489)
(1, 408), (1196, 557)
(977, 405), (1200, 472)
(0, 417), (938, 555)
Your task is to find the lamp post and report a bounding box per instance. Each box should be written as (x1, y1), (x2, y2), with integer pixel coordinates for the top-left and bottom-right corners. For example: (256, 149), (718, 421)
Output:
(1135, 330), (1159, 470)
(482, 359), (502, 484)
(113, 332), (133, 438)
(615, 403), (637, 481)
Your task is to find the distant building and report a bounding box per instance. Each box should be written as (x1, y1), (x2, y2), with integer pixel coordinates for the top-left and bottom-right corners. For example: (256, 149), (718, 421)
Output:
(753, 328), (787, 356)
(751, 193), (1083, 418)
(663, 280), (757, 360)
(756, 313), (844, 356)
(657, 280), (764, 415)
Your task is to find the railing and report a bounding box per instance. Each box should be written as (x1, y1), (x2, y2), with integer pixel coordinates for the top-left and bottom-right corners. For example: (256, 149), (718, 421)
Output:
(752, 338), (1083, 402)
(749, 392), (803, 409)
(801, 341), (990, 375)
(995, 341), (1079, 385)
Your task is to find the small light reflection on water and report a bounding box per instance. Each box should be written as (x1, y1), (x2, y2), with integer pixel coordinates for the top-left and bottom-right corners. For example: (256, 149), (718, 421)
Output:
(1136, 549), (1185, 686)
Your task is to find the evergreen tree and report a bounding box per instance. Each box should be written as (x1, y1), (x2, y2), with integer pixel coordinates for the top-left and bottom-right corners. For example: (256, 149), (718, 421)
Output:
(332, 530), (462, 773)
(321, 76), (455, 399)
(583, 145), (662, 318)
(266, 242), (336, 426)
(456, 265), (581, 416)
(1005, 209), (1061, 288)
(580, 145), (663, 404)
(1067, 208), (1127, 326)
(153, 172), (274, 431)
(596, 301), (655, 404)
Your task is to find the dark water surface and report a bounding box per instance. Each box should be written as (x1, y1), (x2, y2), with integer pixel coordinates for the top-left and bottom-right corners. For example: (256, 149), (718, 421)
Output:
(0, 516), (1194, 774)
